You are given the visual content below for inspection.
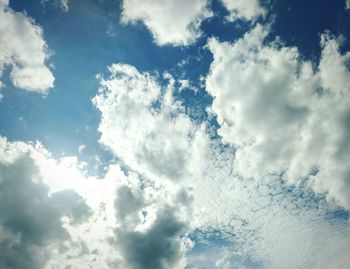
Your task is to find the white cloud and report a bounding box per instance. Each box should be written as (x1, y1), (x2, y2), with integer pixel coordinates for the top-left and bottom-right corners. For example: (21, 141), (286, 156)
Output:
(189, 143), (350, 269)
(220, 0), (266, 21)
(91, 59), (350, 268)
(92, 63), (217, 267)
(205, 24), (350, 210)
(346, 0), (350, 9)
(0, 134), (197, 269)
(78, 144), (86, 154)
(93, 64), (208, 183)
(121, 0), (212, 46)
(0, 1), (54, 93)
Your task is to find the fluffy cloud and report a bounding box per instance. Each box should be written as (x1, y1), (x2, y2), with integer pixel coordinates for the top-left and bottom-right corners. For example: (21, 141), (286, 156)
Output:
(93, 64), (208, 183)
(92, 63), (216, 268)
(0, 130), (197, 269)
(220, 0), (266, 21)
(0, 137), (91, 269)
(116, 208), (187, 269)
(91, 59), (350, 268)
(205, 24), (350, 210)
(0, 1), (54, 93)
(0, 134), (197, 269)
(121, 0), (212, 46)
(108, 164), (192, 269)
(346, 0), (350, 9)
(92, 63), (210, 266)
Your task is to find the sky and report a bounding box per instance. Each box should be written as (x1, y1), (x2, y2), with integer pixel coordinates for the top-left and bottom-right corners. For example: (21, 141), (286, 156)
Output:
(0, 0), (350, 268)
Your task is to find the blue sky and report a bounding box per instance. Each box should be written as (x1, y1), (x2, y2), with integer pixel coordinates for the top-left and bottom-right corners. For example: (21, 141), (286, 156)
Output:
(2, 0), (350, 158)
(1, 0), (350, 268)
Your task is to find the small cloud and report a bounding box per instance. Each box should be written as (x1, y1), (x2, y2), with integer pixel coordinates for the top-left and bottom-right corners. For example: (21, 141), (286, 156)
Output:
(0, 2), (55, 94)
(220, 0), (266, 21)
(120, 0), (212, 46)
(59, 0), (69, 12)
(78, 144), (86, 154)
(178, 79), (190, 91)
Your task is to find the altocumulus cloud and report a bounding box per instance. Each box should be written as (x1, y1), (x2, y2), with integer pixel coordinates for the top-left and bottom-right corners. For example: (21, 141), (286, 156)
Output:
(189, 142), (350, 269)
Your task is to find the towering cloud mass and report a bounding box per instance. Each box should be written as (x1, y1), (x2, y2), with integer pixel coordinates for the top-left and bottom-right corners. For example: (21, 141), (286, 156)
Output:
(206, 24), (350, 210)
(220, 0), (266, 21)
(0, 0), (54, 93)
(93, 63), (213, 268)
(121, 0), (212, 46)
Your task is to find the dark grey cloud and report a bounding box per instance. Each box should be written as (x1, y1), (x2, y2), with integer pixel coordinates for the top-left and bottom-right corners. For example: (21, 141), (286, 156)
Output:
(115, 185), (144, 225)
(112, 182), (189, 269)
(0, 155), (91, 269)
(116, 208), (187, 269)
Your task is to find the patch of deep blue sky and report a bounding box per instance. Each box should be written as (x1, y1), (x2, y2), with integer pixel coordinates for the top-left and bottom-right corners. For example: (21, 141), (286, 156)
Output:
(1, 0), (350, 172)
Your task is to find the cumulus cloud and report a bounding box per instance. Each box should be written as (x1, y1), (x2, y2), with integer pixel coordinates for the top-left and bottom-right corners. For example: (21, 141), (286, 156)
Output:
(93, 63), (208, 183)
(220, 0), (266, 21)
(0, 135), (197, 268)
(205, 24), (350, 210)
(115, 206), (188, 269)
(0, 1), (54, 93)
(91, 59), (350, 269)
(92, 63), (216, 268)
(109, 165), (192, 269)
(0, 137), (91, 269)
(121, 0), (212, 46)
(0, 131), (198, 269)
